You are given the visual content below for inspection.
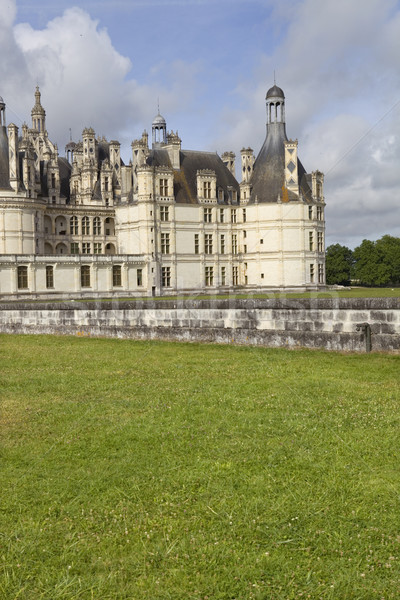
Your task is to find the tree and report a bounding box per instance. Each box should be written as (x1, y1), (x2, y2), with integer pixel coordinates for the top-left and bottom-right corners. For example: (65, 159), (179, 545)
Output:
(375, 235), (400, 284)
(325, 244), (354, 285)
(353, 239), (391, 286)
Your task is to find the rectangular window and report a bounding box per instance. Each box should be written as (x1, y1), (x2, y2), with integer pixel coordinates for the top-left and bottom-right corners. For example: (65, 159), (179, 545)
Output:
(309, 232), (314, 251)
(232, 266), (239, 286)
(221, 266), (226, 286)
(310, 264), (315, 283)
(308, 206), (313, 220)
(112, 265), (122, 287)
(159, 178), (168, 196)
(137, 268), (143, 287)
(46, 265), (54, 289)
(218, 189), (224, 201)
(161, 232), (170, 254)
(244, 245), (247, 253)
(194, 233), (199, 254)
(243, 230), (247, 238)
(70, 242), (79, 254)
(160, 206), (169, 222)
(317, 206), (323, 220)
(17, 266), (28, 289)
(317, 231), (323, 252)
(220, 234), (225, 254)
(205, 266), (214, 287)
(82, 242), (91, 254)
(81, 265), (90, 288)
(219, 208), (224, 223)
(242, 208), (247, 223)
(93, 217), (101, 235)
(93, 243), (102, 254)
(318, 264), (324, 283)
(232, 234), (238, 254)
(203, 181), (211, 199)
(162, 266), (171, 287)
(70, 216), (78, 234)
(204, 233), (213, 254)
(231, 209), (237, 223)
(204, 207), (212, 223)
(82, 217), (90, 235)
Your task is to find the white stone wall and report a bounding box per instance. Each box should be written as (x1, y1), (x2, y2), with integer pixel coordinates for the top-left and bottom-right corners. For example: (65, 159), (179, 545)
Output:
(0, 255), (147, 298)
(0, 298), (397, 352)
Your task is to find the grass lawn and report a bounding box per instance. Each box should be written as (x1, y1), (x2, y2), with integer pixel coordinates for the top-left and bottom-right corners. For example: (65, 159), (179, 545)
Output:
(1, 286), (399, 305)
(1, 335), (400, 599)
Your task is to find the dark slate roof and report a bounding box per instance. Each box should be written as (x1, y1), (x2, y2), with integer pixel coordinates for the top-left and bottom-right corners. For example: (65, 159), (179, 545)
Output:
(0, 126), (11, 190)
(92, 179), (102, 200)
(97, 140), (109, 163)
(250, 122), (287, 203)
(299, 166), (312, 203)
(249, 122), (312, 204)
(146, 149), (240, 204)
(39, 161), (48, 196)
(58, 157), (72, 201)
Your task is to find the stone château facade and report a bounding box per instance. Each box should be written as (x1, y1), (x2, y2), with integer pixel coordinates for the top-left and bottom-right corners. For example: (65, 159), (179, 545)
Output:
(0, 84), (325, 299)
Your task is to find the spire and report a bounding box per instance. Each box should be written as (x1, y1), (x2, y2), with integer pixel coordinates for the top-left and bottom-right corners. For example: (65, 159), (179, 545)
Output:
(0, 95), (5, 127)
(31, 86), (46, 132)
(0, 95), (11, 190)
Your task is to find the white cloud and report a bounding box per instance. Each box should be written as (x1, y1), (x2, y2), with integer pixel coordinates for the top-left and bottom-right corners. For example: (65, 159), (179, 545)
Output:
(1, 1), (201, 160)
(211, 0), (400, 247)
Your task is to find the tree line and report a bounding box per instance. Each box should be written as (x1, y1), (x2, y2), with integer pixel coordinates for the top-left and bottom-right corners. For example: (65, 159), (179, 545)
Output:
(326, 235), (400, 286)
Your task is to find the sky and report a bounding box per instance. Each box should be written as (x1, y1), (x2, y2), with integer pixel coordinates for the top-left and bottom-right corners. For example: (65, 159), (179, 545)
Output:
(1, 0), (400, 248)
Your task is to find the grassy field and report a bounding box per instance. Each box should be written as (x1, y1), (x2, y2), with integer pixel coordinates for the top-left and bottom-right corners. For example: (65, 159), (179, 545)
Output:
(1, 286), (399, 305)
(1, 335), (400, 599)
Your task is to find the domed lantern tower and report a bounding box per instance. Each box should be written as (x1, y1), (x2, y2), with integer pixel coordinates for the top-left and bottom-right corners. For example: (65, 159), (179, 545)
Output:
(152, 111), (167, 148)
(266, 84), (285, 126)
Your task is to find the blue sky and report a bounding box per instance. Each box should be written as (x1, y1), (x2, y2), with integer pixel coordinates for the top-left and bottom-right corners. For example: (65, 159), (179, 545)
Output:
(2, 0), (400, 247)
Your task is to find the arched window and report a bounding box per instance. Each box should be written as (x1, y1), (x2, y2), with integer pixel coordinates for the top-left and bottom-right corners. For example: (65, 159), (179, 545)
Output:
(82, 216), (90, 235)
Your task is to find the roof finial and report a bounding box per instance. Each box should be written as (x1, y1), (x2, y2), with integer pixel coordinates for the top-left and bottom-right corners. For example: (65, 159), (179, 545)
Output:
(69, 127), (72, 142)
(274, 70), (276, 85)
(157, 97), (160, 115)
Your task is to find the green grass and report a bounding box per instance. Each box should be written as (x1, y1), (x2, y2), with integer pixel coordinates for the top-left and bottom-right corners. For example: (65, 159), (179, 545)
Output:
(1, 335), (400, 599)
(1, 286), (400, 305)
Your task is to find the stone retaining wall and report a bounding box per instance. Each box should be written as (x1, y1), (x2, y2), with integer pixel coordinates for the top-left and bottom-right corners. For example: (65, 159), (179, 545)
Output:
(0, 297), (399, 352)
